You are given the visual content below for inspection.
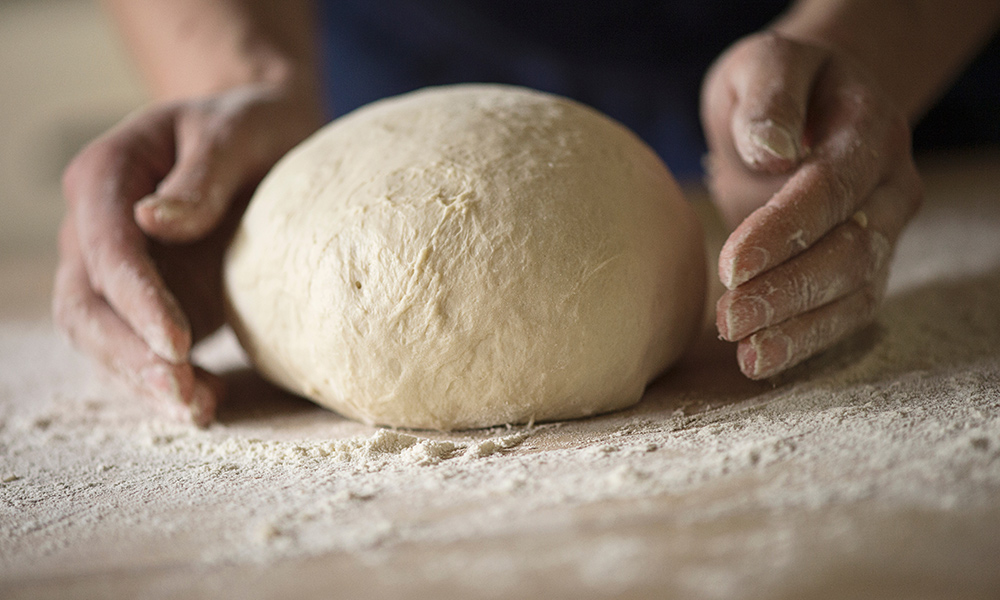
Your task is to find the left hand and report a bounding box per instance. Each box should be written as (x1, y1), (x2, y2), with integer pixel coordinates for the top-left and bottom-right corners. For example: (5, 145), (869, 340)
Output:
(54, 84), (322, 424)
(700, 31), (923, 379)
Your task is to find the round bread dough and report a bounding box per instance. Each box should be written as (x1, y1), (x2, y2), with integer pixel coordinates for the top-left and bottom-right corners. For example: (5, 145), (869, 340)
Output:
(224, 84), (705, 430)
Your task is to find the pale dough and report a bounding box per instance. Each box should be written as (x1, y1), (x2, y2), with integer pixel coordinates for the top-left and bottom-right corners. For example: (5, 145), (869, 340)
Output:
(224, 84), (705, 430)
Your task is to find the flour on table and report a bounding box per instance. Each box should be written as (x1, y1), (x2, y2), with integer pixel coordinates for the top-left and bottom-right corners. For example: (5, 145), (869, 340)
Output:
(4, 156), (1000, 598)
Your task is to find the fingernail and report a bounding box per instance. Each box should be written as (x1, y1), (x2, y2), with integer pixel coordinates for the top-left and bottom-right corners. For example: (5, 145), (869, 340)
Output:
(152, 200), (190, 223)
(740, 332), (792, 379)
(135, 284), (190, 363)
(189, 380), (216, 428)
(724, 295), (773, 341)
(153, 402), (190, 425)
(137, 194), (196, 224)
(749, 121), (799, 162)
(141, 320), (186, 364)
(738, 345), (758, 378)
(724, 246), (770, 289)
(140, 364), (181, 403)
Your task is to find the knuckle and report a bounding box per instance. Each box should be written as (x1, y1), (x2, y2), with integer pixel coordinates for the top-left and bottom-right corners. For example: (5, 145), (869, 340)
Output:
(85, 242), (123, 293)
(753, 30), (796, 55)
(840, 84), (881, 122)
(789, 269), (822, 313)
(61, 141), (109, 206)
(62, 135), (141, 208)
(730, 31), (782, 64)
(753, 30), (785, 55)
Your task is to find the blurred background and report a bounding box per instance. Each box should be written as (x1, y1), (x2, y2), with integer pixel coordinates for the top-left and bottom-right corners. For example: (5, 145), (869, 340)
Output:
(0, 0), (146, 258)
(2, 0), (996, 260)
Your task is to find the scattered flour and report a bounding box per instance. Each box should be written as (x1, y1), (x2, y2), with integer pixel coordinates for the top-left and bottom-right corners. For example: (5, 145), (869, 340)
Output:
(2, 310), (998, 588)
(3, 163), (1000, 597)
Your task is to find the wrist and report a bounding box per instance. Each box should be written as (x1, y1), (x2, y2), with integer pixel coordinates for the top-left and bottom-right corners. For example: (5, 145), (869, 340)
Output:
(772, 3), (905, 109)
(107, 0), (324, 110)
(226, 50), (324, 116)
(773, 0), (1000, 120)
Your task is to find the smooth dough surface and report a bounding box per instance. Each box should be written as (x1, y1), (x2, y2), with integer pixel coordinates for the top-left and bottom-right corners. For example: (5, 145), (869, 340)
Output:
(224, 84), (705, 430)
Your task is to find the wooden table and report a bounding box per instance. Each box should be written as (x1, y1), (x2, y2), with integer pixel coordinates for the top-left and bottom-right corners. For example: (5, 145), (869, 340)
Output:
(2, 152), (999, 600)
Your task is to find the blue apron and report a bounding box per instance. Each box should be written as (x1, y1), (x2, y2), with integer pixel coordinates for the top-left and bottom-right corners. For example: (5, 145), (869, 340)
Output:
(316, 1), (1000, 178)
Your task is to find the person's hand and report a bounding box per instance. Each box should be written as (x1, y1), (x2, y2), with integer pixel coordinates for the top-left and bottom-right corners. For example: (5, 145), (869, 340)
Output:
(53, 84), (323, 424)
(701, 31), (923, 379)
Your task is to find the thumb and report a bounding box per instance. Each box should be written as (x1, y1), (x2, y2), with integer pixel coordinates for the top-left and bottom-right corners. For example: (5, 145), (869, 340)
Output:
(135, 129), (252, 243)
(730, 32), (827, 173)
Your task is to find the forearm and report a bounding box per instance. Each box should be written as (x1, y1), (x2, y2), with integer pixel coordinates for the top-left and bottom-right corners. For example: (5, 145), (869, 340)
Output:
(103, 0), (322, 103)
(774, 0), (1000, 120)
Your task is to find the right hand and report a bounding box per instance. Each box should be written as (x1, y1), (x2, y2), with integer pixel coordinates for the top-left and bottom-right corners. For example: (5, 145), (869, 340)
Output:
(53, 84), (323, 425)
(701, 32), (922, 380)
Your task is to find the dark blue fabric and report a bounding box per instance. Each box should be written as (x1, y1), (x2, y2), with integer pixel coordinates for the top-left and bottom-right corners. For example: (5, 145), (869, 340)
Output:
(316, 1), (1000, 178)
(913, 31), (1000, 152)
(316, 0), (785, 177)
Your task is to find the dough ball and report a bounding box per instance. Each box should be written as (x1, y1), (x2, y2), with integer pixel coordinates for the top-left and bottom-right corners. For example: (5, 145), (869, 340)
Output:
(224, 84), (705, 430)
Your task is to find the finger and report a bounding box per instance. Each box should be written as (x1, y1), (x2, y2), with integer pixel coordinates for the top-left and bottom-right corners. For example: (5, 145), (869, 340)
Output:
(701, 149), (790, 231)
(191, 366), (223, 426)
(729, 32), (827, 172)
(64, 122), (193, 363)
(717, 162), (921, 341)
(735, 277), (886, 380)
(718, 213), (886, 341)
(719, 67), (911, 289)
(135, 118), (249, 243)
(53, 221), (216, 426)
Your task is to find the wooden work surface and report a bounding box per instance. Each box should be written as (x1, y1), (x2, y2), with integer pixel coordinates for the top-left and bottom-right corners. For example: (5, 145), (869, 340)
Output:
(2, 152), (999, 600)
